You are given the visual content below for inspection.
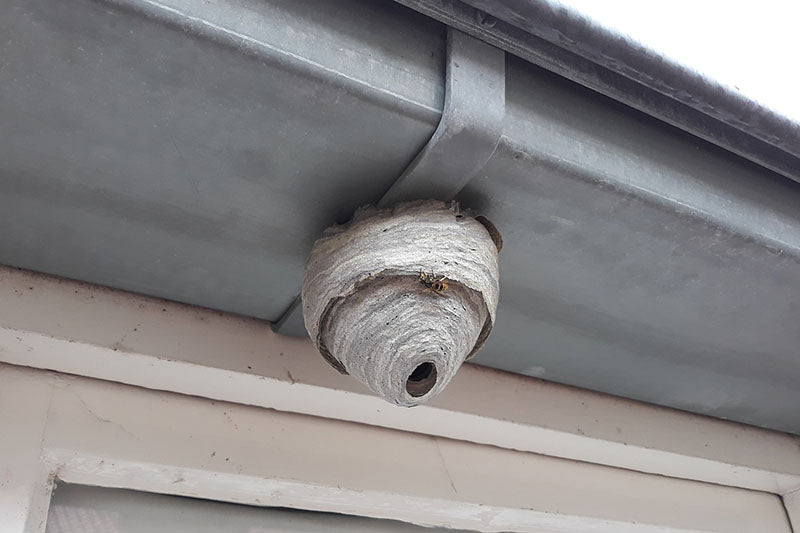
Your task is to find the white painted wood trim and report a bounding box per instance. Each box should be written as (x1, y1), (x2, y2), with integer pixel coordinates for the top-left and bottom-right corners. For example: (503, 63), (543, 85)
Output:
(1, 364), (793, 533)
(2, 265), (800, 497)
(0, 364), (55, 533)
(784, 489), (800, 532)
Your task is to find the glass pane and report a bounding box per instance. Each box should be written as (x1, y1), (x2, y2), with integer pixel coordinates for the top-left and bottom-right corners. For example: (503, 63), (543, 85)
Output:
(46, 483), (478, 533)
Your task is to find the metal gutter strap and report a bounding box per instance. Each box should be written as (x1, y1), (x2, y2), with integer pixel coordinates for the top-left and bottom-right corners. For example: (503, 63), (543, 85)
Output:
(394, 0), (800, 186)
(273, 28), (506, 337)
(377, 29), (505, 207)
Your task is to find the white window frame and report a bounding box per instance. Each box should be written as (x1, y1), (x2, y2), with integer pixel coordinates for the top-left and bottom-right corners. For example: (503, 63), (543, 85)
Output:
(1, 265), (799, 532)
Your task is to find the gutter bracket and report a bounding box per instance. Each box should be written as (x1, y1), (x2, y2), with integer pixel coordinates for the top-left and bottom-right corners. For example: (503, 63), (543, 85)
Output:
(274, 27), (505, 337)
(377, 27), (505, 206)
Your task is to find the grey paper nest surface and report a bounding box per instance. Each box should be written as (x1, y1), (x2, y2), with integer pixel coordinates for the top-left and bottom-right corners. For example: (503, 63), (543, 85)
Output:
(302, 200), (501, 406)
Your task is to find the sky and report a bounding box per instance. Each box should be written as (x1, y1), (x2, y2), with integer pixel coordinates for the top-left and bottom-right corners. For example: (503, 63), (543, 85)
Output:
(558, 0), (800, 124)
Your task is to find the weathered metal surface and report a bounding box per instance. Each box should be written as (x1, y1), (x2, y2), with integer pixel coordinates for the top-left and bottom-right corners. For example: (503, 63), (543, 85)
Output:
(2, 0), (800, 431)
(0, 0), (444, 320)
(462, 57), (800, 432)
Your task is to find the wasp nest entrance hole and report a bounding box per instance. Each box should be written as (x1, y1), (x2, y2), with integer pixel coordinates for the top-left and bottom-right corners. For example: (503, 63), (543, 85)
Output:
(302, 200), (501, 407)
(406, 362), (437, 397)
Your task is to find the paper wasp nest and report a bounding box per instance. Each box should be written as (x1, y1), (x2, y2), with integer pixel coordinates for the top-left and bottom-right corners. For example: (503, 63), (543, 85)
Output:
(302, 200), (501, 406)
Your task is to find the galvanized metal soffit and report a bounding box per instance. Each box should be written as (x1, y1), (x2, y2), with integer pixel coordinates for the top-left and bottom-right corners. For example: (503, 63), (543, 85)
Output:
(394, 0), (800, 185)
(274, 28), (506, 336)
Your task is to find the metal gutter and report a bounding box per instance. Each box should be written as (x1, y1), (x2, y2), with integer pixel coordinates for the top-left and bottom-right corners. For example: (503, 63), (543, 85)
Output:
(394, 0), (800, 184)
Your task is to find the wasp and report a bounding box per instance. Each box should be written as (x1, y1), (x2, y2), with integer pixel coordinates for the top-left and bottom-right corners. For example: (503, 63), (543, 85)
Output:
(419, 271), (449, 296)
